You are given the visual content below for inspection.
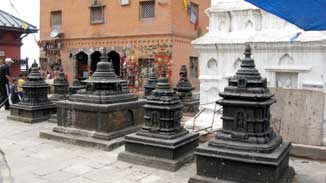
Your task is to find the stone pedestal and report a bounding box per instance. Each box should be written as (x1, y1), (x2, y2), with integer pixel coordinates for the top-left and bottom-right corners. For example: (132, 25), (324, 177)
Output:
(119, 67), (199, 172)
(40, 48), (145, 151)
(189, 45), (295, 183)
(8, 63), (56, 123)
(174, 65), (199, 115)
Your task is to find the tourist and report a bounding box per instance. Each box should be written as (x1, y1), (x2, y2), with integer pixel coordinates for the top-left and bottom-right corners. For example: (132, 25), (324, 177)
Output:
(10, 78), (20, 104)
(17, 73), (25, 99)
(0, 58), (14, 110)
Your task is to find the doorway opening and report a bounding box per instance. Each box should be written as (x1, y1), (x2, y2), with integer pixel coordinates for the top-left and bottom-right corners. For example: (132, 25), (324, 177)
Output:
(108, 51), (120, 76)
(91, 51), (101, 73)
(76, 51), (88, 80)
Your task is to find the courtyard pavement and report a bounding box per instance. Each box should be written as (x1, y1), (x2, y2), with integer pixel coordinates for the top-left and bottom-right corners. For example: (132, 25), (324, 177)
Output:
(0, 110), (326, 183)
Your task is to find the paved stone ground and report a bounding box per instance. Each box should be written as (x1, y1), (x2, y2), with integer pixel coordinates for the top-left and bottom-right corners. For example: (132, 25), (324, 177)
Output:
(0, 110), (326, 183)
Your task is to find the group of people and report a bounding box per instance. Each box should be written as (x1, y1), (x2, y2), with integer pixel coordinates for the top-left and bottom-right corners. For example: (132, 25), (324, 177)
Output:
(0, 58), (25, 110)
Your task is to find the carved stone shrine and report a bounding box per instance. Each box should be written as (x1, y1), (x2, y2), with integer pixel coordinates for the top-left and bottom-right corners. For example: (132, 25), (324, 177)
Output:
(40, 48), (145, 151)
(189, 45), (295, 183)
(174, 65), (199, 115)
(118, 67), (199, 171)
(8, 63), (56, 123)
(49, 68), (69, 123)
(143, 68), (158, 98)
(68, 78), (84, 95)
(50, 69), (69, 101)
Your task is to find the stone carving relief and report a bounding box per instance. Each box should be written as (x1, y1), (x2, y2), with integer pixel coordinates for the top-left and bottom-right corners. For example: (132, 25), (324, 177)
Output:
(235, 111), (246, 132)
(150, 111), (160, 129)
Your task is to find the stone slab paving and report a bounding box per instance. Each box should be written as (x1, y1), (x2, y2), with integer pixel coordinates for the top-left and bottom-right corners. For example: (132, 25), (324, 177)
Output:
(0, 110), (326, 183)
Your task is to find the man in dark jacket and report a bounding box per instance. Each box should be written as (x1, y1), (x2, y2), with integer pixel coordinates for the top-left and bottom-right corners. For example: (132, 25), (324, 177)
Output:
(0, 58), (13, 110)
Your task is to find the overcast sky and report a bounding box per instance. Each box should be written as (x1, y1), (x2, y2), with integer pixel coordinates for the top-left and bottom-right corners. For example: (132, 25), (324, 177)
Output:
(0, 0), (40, 63)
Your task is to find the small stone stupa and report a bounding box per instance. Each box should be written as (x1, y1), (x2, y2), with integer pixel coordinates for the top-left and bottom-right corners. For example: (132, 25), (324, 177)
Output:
(189, 45), (295, 183)
(40, 48), (145, 151)
(118, 67), (199, 171)
(49, 68), (69, 123)
(68, 79), (84, 95)
(143, 68), (158, 97)
(50, 68), (69, 101)
(174, 65), (199, 115)
(8, 62), (56, 123)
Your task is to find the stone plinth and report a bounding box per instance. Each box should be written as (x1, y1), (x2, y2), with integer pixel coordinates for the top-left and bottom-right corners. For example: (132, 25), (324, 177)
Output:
(8, 63), (56, 123)
(189, 46), (295, 183)
(119, 67), (199, 172)
(174, 65), (199, 115)
(40, 48), (145, 151)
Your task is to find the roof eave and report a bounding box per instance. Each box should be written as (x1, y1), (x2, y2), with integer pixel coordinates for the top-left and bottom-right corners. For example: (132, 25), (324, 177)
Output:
(0, 26), (38, 33)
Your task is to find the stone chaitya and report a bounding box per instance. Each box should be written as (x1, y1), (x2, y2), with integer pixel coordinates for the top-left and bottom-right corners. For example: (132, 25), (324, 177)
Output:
(189, 45), (295, 183)
(143, 68), (158, 97)
(118, 67), (199, 171)
(8, 63), (56, 123)
(40, 48), (145, 151)
(50, 68), (69, 101)
(68, 79), (84, 95)
(49, 68), (69, 123)
(174, 65), (199, 115)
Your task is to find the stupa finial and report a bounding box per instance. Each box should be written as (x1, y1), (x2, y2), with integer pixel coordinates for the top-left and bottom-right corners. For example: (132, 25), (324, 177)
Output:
(244, 44), (251, 58)
(100, 47), (109, 62)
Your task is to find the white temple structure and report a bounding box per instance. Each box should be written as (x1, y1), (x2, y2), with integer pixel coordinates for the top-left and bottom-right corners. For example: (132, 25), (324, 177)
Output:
(189, 0), (326, 145)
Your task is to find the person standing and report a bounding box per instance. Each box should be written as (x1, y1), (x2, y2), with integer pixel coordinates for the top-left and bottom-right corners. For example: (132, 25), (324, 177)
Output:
(0, 58), (14, 110)
(17, 73), (25, 99)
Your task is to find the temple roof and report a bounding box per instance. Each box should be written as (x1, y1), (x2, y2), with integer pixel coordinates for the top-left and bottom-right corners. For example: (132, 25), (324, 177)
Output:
(0, 9), (37, 33)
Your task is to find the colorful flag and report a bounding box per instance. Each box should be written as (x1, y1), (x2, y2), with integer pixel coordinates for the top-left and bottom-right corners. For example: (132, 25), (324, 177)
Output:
(22, 22), (29, 31)
(183, 0), (188, 10)
(194, 19), (199, 31)
(190, 9), (197, 24)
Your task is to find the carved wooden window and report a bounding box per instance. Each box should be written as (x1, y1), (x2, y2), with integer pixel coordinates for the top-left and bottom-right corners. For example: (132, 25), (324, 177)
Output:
(90, 4), (105, 24)
(51, 11), (62, 28)
(140, 0), (155, 19)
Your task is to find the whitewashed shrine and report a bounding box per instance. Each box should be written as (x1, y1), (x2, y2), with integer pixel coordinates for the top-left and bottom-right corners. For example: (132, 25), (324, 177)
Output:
(190, 0), (326, 145)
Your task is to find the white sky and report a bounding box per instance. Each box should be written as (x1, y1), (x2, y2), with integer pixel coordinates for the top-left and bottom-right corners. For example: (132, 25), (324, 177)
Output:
(0, 0), (40, 63)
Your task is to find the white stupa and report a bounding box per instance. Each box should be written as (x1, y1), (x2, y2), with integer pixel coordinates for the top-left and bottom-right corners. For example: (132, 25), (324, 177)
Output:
(187, 0), (326, 144)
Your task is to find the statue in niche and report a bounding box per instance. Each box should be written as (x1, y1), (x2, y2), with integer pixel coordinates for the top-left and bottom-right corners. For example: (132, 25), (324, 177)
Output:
(235, 112), (246, 132)
(173, 111), (181, 129)
(150, 111), (160, 130)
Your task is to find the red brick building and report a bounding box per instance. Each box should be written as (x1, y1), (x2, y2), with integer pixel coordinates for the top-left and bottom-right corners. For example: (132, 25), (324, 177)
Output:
(40, 0), (210, 90)
(0, 9), (37, 77)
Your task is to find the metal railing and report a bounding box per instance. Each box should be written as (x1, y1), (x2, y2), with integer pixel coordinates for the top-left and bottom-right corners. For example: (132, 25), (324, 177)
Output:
(191, 101), (223, 133)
